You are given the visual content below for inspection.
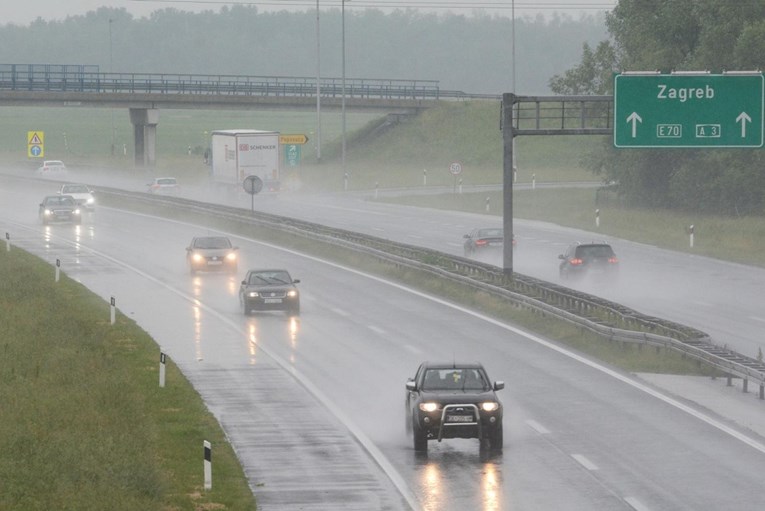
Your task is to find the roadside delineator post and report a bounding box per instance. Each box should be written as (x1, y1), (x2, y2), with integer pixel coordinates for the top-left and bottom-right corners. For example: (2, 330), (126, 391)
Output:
(374, 182), (379, 199)
(159, 351), (167, 388)
(689, 224), (695, 248)
(204, 440), (212, 490)
(595, 209), (600, 228)
(55, 258), (61, 282)
(5, 232), (9, 252)
(532, 173), (536, 190)
(423, 168), (427, 186)
(458, 178), (463, 195)
(110, 296), (116, 325)
(485, 196), (490, 213)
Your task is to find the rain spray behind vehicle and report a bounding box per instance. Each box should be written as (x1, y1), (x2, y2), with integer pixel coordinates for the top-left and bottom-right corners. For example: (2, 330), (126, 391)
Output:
(210, 130), (280, 192)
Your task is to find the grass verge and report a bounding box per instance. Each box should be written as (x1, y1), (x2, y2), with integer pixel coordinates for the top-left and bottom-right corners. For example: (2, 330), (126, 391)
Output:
(0, 247), (256, 511)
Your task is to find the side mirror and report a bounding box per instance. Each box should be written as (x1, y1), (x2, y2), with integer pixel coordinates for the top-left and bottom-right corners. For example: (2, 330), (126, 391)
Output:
(463, 234), (470, 239)
(493, 381), (505, 391)
(241, 280), (247, 285)
(406, 380), (417, 391)
(292, 279), (301, 284)
(558, 254), (566, 260)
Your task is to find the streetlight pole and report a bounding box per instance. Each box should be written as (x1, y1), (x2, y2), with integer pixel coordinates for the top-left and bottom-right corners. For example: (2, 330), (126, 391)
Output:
(109, 18), (115, 157)
(341, 0), (347, 181)
(315, 0), (322, 162)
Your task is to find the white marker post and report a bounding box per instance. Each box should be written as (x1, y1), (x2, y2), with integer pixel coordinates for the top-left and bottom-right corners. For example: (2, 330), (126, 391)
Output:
(374, 182), (379, 199)
(689, 224), (695, 248)
(343, 172), (348, 192)
(595, 209), (600, 228)
(5, 232), (9, 252)
(203, 440), (212, 490)
(458, 178), (463, 195)
(485, 196), (490, 213)
(55, 258), (60, 282)
(423, 168), (427, 186)
(110, 296), (116, 325)
(532, 173), (536, 190)
(159, 351), (167, 388)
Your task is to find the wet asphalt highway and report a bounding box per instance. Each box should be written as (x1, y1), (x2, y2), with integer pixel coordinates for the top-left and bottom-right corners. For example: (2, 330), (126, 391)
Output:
(4, 174), (765, 510)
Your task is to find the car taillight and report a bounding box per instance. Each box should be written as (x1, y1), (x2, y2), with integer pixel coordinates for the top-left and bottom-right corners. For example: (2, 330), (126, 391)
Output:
(570, 258), (583, 265)
(475, 239), (487, 246)
(608, 257), (619, 264)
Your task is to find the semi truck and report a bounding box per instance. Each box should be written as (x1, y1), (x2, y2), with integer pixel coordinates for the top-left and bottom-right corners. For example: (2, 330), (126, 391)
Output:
(210, 130), (280, 192)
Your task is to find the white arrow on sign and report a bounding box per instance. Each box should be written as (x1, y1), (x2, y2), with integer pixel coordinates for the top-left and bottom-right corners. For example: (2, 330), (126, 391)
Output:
(736, 112), (752, 137)
(626, 112), (642, 138)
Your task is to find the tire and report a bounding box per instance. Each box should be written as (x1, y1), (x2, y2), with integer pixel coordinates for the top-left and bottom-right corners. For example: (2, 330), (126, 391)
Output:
(413, 419), (428, 452)
(241, 297), (250, 316)
(489, 426), (503, 452)
(405, 409), (412, 434)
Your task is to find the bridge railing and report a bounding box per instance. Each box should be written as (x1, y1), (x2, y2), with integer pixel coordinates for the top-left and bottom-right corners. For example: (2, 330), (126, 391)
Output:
(0, 63), (441, 100)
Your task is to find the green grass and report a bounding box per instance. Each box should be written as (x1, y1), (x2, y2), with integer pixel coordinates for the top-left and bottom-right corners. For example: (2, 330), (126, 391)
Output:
(0, 247), (256, 511)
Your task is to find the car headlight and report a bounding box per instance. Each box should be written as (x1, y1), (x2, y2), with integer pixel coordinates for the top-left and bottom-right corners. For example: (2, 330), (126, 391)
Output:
(481, 402), (500, 412)
(225, 252), (237, 261)
(73, 209), (81, 215)
(192, 253), (204, 262)
(247, 291), (259, 298)
(287, 289), (298, 297)
(86, 197), (95, 204)
(419, 402), (439, 413)
(44, 209), (52, 216)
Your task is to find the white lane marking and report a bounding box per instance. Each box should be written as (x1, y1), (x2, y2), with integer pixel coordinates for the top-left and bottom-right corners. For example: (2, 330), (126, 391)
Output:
(749, 316), (765, 324)
(406, 234), (423, 239)
(526, 419), (550, 435)
(403, 344), (422, 355)
(371, 227), (386, 232)
(624, 497), (653, 511)
(368, 325), (386, 336)
(571, 454), (598, 471)
(330, 307), (350, 317)
(446, 242), (463, 247)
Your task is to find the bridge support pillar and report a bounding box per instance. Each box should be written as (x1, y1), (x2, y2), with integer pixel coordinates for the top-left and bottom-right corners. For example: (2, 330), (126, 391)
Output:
(129, 108), (160, 168)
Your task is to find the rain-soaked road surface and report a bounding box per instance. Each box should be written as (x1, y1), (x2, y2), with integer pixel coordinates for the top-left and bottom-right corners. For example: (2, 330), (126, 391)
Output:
(3, 173), (765, 510)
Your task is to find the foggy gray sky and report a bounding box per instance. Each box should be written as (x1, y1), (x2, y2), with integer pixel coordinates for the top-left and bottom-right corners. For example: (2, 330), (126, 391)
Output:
(1, 0), (616, 26)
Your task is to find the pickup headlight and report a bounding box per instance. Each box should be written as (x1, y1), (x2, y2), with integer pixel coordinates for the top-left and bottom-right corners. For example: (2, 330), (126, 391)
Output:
(44, 209), (52, 216)
(287, 289), (298, 297)
(419, 402), (438, 413)
(481, 402), (500, 412)
(247, 291), (259, 298)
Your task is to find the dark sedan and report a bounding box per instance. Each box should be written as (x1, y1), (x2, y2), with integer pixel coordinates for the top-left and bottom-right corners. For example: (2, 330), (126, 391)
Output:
(239, 269), (300, 316)
(463, 228), (506, 257)
(186, 236), (239, 274)
(406, 361), (504, 452)
(39, 195), (82, 225)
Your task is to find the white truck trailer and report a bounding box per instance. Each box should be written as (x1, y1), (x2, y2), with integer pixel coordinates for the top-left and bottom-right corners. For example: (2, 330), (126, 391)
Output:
(210, 130), (280, 192)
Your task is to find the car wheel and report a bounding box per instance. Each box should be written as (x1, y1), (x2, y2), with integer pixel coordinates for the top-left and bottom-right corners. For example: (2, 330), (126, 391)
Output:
(241, 298), (249, 316)
(489, 426), (503, 452)
(412, 419), (428, 452)
(405, 408), (412, 434)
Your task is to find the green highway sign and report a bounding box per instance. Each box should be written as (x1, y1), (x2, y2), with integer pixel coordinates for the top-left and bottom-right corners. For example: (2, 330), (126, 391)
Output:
(614, 73), (764, 148)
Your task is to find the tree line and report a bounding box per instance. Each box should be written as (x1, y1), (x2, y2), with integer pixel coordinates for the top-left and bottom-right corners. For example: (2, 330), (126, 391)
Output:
(0, 5), (606, 95)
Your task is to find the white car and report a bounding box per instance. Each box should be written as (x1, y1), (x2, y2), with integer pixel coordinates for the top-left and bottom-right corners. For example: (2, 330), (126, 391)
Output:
(147, 177), (179, 195)
(58, 183), (95, 211)
(36, 160), (67, 175)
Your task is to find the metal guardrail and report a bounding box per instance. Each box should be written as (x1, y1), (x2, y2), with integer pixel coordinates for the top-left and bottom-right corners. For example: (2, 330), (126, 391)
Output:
(0, 63), (444, 101)
(95, 187), (765, 394)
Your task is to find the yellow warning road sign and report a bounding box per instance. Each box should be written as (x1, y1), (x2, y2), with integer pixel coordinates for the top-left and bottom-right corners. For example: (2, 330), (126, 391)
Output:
(279, 134), (309, 145)
(27, 131), (44, 158)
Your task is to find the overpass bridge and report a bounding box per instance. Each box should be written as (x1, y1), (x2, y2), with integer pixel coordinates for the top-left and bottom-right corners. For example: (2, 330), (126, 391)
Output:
(0, 64), (476, 166)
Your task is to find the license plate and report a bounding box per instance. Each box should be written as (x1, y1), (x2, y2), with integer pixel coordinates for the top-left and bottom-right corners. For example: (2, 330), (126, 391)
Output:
(207, 261), (222, 265)
(445, 415), (474, 423)
(264, 298), (282, 304)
